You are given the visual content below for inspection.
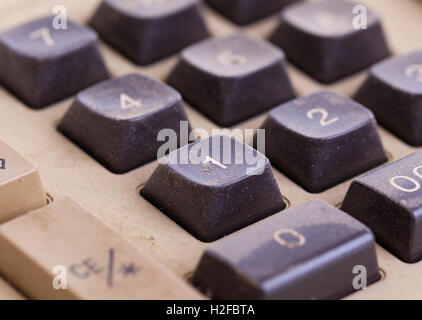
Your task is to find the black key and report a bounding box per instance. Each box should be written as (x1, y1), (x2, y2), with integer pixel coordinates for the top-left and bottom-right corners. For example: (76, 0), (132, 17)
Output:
(270, 0), (390, 83)
(260, 91), (387, 193)
(342, 152), (422, 263)
(58, 73), (190, 174)
(89, 0), (209, 65)
(355, 51), (422, 146)
(141, 135), (285, 242)
(205, 0), (298, 25)
(193, 200), (380, 299)
(0, 16), (108, 109)
(168, 33), (295, 127)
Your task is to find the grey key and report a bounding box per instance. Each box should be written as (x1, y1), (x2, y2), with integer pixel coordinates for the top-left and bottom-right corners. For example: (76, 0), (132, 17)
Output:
(342, 151), (422, 263)
(260, 91), (387, 193)
(141, 135), (285, 242)
(0, 16), (108, 109)
(89, 0), (209, 65)
(270, 0), (390, 83)
(205, 0), (298, 25)
(355, 51), (422, 146)
(59, 73), (190, 174)
(168, 33), (295, 127)
(193, 200), (380, 299)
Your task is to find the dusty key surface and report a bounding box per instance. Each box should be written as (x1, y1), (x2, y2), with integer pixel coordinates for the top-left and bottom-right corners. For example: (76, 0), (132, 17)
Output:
(270, 0), (390, 83)
(0, 16), (108, 108)
(193, 200), (380, 300)
(260, 91), (387, 193)
(0, 139), (46, 223)
(355, 51), (422, 146)
(342, 151), (422, 263)
(168, 33), (294, 126)
(0, 198), (202, 300)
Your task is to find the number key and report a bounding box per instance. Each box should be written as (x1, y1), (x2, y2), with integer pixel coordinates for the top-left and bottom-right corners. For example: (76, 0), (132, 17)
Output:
(355, 51), (422, 146)
(260, 91), (387, 193)
(0, 17), (108, 108)
(342, 151), (422, 263)
(141, 135), (286, 242)
(59, 74), (191, 174)
(168, 34), (295, 126)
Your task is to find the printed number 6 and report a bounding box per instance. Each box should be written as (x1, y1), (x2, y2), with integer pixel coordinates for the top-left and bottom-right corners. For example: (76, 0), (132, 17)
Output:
(307, 108), (339, 127)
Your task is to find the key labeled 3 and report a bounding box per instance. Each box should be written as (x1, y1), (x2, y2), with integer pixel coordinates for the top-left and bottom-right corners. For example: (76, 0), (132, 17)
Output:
(355, 51), (422, 146)
(342, 151), (422, 263)
(260, 91), (387, 193)
(141, 135), (285, 242)
(0, 17), (108, 108)
(193, 200), (380, 299)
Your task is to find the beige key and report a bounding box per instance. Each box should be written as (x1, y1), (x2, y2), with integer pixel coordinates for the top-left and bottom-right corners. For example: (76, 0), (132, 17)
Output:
(0, 198), (203, 300)
(0, 277), (24, 300)
(0, 139), (46, 223)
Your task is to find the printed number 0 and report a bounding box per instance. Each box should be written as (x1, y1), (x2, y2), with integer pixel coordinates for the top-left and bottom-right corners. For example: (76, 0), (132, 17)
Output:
(307, 108), (339, 127)
(390, 165), (422, 193)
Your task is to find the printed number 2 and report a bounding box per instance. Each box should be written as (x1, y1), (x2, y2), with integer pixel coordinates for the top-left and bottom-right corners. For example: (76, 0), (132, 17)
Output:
(307, 108), (339, 127)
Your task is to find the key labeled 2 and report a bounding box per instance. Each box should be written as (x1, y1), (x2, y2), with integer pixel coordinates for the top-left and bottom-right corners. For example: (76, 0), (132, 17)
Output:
(260, 91), (387, 193)
(342, 151), (422, 263)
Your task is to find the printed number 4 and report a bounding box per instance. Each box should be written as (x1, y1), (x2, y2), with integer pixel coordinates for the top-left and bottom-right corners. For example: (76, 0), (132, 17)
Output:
(120, 94), (142, 109)
(307, 108), (339, 127)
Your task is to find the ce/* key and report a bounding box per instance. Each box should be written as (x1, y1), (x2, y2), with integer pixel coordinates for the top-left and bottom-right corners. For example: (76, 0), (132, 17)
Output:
(0, 139), (46, 223)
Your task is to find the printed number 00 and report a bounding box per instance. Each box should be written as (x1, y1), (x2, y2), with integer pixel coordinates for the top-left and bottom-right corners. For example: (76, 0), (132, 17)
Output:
(390, 165), (422, 193)
(307, 108), (339, 127)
